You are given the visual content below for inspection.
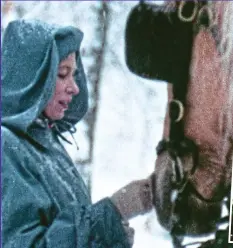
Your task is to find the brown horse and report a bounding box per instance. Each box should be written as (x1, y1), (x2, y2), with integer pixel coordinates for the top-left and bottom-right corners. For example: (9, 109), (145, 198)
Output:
(125, 0), (232, 245)
(152, 0), (233, 246)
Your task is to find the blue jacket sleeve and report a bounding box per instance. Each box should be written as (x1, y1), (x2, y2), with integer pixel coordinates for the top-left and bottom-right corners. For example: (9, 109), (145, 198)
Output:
(2, 144), (130, 248)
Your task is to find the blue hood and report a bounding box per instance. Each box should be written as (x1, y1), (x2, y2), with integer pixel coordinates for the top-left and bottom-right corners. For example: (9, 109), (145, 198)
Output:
(1, 19), (88, 134)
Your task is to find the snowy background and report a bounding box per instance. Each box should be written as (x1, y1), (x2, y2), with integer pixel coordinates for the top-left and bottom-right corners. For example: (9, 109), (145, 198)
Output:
(1, 1), (218, 247)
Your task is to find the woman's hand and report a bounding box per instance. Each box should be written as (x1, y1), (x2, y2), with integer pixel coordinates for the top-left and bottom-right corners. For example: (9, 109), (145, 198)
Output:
(110, 176), (153, 220)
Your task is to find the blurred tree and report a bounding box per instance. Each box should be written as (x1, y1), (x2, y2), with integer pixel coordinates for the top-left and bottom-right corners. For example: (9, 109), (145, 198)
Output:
(75, 1), (110, 192)
(83, 1), (110, 164)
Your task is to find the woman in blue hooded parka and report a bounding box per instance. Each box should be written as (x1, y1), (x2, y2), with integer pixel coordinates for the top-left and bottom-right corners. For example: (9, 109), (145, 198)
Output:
(1, 20), (153, 247)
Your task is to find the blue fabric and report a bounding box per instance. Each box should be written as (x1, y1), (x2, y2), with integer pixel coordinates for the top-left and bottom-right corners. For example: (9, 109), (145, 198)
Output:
(1, 19), (130, 248)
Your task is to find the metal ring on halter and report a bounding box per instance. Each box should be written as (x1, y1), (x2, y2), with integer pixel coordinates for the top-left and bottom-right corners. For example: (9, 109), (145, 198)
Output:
(170, 99), (184, 123)
(178, 0), (199, 22)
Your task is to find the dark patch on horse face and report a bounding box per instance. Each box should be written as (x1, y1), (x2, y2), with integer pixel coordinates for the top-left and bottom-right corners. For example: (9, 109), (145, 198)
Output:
(152, 151), (222, 235)
(172, 183), (222, 235)
(125, 1), (195, 83)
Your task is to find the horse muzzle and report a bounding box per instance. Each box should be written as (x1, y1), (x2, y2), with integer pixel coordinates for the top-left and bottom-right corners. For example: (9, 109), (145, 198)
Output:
(152, 151), (222, 236)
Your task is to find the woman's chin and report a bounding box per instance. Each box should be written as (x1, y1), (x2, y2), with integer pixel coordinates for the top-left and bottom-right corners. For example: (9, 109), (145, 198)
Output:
(54, 112), (65, 120)
(47, 111), (65, 121)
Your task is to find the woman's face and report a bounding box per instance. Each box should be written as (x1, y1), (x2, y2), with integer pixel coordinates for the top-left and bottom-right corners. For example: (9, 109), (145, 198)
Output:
(44, 53), (79, 120)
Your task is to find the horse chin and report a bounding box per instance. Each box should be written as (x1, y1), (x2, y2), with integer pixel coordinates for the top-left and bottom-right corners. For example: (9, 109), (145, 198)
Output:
(173, 192), (222, 235)
(153, 151), (222, 236)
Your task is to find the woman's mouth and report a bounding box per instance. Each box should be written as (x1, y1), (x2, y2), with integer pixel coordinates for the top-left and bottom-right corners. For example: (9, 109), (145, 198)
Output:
(59, 101), (69, 110)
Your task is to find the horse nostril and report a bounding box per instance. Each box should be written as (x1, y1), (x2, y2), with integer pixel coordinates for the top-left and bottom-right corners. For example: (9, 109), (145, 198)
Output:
(144, 183), (150, 189)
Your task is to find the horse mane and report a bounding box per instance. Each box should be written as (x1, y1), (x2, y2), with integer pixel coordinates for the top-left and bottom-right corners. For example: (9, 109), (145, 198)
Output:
(211, 1), (233, 140)
(199, 1), (233, 144)
(220, 2), (233, 142)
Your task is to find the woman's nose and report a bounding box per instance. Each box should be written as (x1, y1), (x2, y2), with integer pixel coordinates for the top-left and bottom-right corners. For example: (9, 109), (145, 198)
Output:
(66, 78), (79, 95)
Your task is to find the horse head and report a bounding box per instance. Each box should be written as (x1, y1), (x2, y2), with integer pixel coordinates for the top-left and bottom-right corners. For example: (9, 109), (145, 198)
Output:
(125, 0), (233, 242)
